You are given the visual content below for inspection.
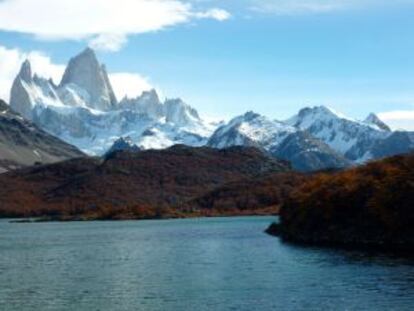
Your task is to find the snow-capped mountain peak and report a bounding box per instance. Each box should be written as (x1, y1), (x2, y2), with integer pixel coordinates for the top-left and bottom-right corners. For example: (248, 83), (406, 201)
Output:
(364, 113), (391, 132)
(286, 105), (391, 161)
(242, 110), (261, 120)
(10, 59), (60, 119)
(164, 98), (201, 126)
(208, 111), (295, 150)
(60, 48), (117, 111)
(140, 89), (160, 104)
(287, 105), (353, 128)
(119, 89), (164, 118)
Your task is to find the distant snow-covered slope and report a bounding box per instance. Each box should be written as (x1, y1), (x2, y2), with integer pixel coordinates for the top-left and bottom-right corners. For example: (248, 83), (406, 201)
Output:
(286, 106), (390, 162)
(208, 111), (349, 171)
(208, 111), (295, 150)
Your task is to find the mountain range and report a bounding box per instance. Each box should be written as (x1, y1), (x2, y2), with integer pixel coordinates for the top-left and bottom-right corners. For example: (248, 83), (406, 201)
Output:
(9, 48), (216, 156)
(4, 47), (414, 172)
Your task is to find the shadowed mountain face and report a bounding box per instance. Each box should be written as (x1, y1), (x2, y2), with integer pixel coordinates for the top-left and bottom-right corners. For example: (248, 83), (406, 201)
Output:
(370, 131), (414, 159)
(0, 99), (84, 173)
(0, 145), (296, 219)
(271, 153), (414, 251)
(272, 131), (351, 172)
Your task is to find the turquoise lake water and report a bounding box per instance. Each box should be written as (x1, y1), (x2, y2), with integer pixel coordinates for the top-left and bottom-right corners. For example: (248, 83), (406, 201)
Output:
(1, 216), (414, 310)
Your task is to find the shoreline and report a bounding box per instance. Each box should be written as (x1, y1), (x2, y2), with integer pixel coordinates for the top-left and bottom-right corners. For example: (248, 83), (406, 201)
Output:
(6, 209), (280, 223)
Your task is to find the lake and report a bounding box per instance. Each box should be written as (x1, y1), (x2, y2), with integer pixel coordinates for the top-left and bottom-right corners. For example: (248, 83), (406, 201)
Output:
(1, 216), (414, 310)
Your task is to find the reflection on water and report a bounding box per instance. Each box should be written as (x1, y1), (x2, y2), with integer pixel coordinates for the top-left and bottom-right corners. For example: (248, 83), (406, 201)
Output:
(0, 217), (414, 311)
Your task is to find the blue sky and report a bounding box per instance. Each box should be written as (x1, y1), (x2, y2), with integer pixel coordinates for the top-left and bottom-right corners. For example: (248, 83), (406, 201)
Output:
(0, 0), (414, 129)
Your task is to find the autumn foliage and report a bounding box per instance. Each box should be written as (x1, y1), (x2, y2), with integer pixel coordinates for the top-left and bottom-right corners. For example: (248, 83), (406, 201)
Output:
(277, 153), (414, 251)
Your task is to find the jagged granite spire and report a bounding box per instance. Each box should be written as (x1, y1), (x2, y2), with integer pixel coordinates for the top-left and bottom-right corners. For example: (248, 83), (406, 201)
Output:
(9, 59), (34, 119)
(18, 59), (32, 83)
(60, 47), (117, 110)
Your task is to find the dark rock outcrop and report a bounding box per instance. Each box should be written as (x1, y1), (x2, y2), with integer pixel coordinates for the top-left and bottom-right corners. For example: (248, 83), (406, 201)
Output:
(105, 136), (141, 156)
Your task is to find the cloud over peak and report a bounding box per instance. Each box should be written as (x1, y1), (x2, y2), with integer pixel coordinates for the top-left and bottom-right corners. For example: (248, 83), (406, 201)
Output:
(0, 0), (230, 51)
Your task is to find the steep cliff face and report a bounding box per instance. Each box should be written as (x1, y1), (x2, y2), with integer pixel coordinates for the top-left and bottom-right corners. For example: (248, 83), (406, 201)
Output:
(10, 60), (40, 119)
(60, 48), (117, 111)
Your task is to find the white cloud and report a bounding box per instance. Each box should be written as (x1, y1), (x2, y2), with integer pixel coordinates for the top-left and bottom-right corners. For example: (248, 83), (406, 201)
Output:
(250, 0), (414, 15)
(110, 73), (154, 100)
(89, 34), (128, 52)
(0, 0), (230, 51)
(195, 8), (232, 21)
(0, 45), (153, 102)
(378, 110), (414, 131)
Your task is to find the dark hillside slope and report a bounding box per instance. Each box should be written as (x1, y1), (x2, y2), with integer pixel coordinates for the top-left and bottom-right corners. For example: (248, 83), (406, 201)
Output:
(187, 172), (306, 215)
(0, 145), (294, 219)
(0, 99), (84, 173)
